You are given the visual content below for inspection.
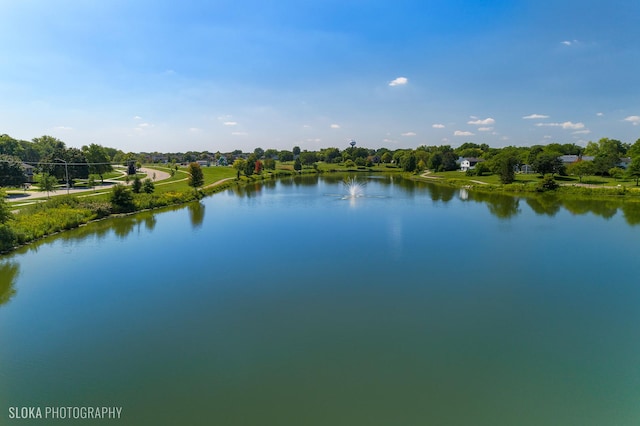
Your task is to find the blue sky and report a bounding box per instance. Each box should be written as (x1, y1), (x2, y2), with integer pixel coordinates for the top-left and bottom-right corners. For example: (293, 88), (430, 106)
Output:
(1, 0), (639, 153)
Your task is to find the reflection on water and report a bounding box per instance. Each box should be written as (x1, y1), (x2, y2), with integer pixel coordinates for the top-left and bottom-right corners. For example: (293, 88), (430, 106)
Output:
(425, 181), (640, 225)
(188, 202), (205, 229)
(0, 261), (19, 307)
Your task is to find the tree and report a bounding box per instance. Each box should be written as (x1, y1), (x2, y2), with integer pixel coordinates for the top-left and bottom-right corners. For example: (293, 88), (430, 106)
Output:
(532, 152), (563, 176)
(244, 155), (256, 176)
(401, 152), (417, 172)
(609, 167), (624, 181)
(0, 154), (26, 187)
(299, 151), (317, 166)
(279, 150), (294, 162)
(142, 178), (155, 194)
(381, 152), (392, 164)
(65, 147), (89, 181)
(110, 184), (135, 213)
(263, 158), (276, 170)
(0, 189), (12, 224)
(38, 173), (58, 198)
(83, 143), (113, 183)
(626, 157), (640, 186)
(491, 148), (520, 184)
(232, 159), (246, 179)
(293, 157), (302, 172)
(254, 160), (263, 174)
(131, 175), (142, 193)
(187, 162), (204, 190)
(292, 146), (301, 156)
(567, 160), (595, 183)
(253, 147), (265, 159)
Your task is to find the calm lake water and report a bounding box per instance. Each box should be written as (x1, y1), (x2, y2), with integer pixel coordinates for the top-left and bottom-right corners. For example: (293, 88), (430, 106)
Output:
(2, 174), (640, 425)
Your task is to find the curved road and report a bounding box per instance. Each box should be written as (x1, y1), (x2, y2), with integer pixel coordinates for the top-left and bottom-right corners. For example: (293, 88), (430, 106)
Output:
(7, 167), (172, 204)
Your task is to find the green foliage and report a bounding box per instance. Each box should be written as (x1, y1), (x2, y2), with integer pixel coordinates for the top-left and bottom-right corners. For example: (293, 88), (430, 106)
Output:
(142, 178), (155, 193)
(491, 148), (520, 184)
(132, 175), (142, 193)
(536, 174), (559, 192)
(0, 154), (26, 187)
(532, 152), (564, 175)
(39, 173), (59, 197)
(626, 157), (640, 186)
(187, 162), (205, 188)
(401, 152), (417, 172)
(474, 162), (490, 176)
(110, 184), (135, 213)
(293, 157), (302, 171)
(566, 160), (595, 183)
(608, 167), (624, 181)
(83, 143), (113, 181)
(263, 158), (276, 170)
(0, 224), (18, 252)
(0, 190), (12, 224)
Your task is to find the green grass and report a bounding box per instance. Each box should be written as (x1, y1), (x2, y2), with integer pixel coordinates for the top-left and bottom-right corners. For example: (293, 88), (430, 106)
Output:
(425, 170), (639, 188)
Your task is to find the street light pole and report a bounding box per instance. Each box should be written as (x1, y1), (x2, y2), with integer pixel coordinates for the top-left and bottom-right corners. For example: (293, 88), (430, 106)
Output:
(54, 158), (70, 195)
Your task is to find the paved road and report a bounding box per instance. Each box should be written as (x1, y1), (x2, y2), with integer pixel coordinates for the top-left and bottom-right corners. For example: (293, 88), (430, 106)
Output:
(6, 167), (172, 204)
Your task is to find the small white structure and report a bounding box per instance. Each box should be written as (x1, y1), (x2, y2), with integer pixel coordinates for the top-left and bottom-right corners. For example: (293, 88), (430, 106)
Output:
(460, 158), (483, 172)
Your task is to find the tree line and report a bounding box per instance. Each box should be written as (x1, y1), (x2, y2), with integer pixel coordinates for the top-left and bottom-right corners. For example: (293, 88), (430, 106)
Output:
(3, 132), (640, 188)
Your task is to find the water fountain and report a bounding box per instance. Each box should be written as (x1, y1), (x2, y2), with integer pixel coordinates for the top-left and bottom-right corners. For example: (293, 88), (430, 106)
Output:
(343, 177), (365, 199)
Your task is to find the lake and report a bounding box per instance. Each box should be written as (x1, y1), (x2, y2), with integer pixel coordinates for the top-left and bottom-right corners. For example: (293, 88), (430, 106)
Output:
(2, 174), (640, 425)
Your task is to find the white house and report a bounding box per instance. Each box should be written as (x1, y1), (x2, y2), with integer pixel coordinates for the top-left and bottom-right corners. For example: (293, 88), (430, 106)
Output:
(460, 157), (483, 172)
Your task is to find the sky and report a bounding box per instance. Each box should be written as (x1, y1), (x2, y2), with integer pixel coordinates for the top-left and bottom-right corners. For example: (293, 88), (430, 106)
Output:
(1, 0), (639, 153)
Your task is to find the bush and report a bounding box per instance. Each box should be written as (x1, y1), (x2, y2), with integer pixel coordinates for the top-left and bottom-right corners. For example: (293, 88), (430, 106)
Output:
(536, 174), (559, 192)
(0, 224), (18, 252)
(110, 185), (135, 213)
(142, 178), (155, 194)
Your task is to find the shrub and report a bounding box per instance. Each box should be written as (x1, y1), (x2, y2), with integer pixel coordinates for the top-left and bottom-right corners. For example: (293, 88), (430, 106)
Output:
(536, 174), (559, 192)
(110, 185), (135, 213)
(0, 224), (18, 252)
(142, 178), (155, 194)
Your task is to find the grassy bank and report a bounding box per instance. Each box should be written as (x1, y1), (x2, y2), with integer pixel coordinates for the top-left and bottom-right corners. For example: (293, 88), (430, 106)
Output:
(414, 170), (640, 198)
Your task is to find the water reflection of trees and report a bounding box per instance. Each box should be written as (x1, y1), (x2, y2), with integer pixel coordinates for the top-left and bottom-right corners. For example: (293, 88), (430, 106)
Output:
(469, 192), (520, 219)
(188, 202), (205, 229)
(423, 182), (456, 202)
(526, 195), (562, 217)
(0, 261), (19, 307)
(563, 198), (618, 220)
(621, 201), (640, 225)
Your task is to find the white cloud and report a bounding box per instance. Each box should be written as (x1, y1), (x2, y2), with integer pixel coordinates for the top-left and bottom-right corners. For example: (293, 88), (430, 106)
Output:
(536, 121), (585, 130)
(54, 126), (73, 130)
(188, 127), (202, 133)
(478, 127), (493, 132)
(223, 121), (237, 126)
(389, 77), (408, 87)
(596, 112), (604, 116)
(561, 39), (578, 46)
(522, 114), (549, 119)
(138, 122), (151, 128)
(623, 116), (640, 125)
(572, 130), (591, 135)
(133, 115), (142, 120)
(231, 132), (248, 136)
(454, 130), (474, 136)
(330, 124), (340, 129)
(467, 117), (495, 126)
(401, 132), (416, 137)
(432, 124), (445, 129)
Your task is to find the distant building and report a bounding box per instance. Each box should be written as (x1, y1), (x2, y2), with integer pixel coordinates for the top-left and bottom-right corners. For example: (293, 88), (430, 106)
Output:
(460, 157), (483, 172)
(22, 163), (34, 183)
